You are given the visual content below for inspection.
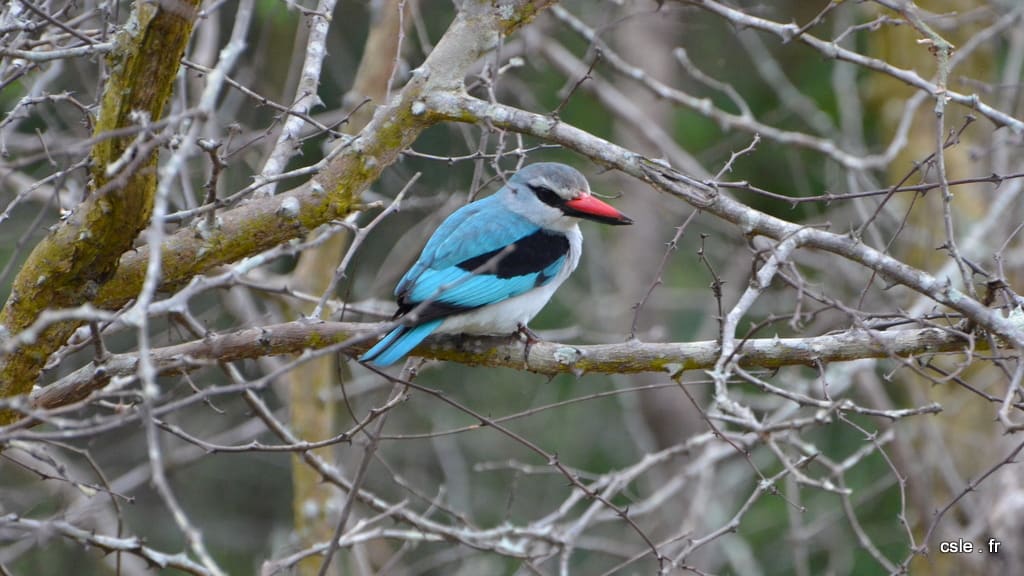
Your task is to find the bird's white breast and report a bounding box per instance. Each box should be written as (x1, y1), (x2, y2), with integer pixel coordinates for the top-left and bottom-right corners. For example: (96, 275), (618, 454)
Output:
(436, 225), (583, 335)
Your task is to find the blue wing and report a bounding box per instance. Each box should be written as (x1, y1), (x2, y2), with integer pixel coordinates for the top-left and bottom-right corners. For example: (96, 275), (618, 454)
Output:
(396, 195), (534, 293)
(396, 198), (569, 319)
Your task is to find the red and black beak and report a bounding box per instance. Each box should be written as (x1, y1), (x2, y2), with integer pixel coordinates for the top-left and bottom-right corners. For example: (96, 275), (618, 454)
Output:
(562, 193), (633, 226)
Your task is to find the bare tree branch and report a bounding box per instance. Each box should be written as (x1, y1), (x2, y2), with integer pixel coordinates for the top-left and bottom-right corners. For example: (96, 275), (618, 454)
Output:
(27, 320), (979, 414)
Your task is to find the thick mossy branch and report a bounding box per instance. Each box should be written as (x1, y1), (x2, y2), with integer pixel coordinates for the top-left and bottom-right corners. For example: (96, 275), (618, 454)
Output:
(0, 0), (201, 409)
(32, 321), (981, 412)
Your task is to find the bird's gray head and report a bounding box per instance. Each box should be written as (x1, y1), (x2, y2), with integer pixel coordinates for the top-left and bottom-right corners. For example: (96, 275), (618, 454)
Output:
(502, 162), (633, 229)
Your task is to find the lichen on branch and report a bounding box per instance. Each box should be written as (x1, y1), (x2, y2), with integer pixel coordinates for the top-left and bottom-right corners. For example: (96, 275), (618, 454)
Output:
(0, 0), (202, 415)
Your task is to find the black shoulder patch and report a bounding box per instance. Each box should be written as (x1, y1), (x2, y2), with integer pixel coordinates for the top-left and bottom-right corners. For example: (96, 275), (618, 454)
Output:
(455, 229), (569, 279)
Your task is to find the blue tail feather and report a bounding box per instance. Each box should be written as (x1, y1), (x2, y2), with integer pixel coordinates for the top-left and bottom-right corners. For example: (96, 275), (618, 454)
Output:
(359, 319), (444, 367)
(359, 325), (405, 364)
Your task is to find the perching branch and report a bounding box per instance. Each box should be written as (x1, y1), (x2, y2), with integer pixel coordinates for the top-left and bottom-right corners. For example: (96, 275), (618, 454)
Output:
(29, 320), (982, 414)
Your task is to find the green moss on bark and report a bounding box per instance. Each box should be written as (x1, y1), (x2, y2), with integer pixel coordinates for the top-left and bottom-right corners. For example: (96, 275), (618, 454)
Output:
(0, 0), (201, 420)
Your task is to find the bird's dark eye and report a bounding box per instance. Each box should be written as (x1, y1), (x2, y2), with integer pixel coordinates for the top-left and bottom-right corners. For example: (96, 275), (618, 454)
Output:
(530, 185), (563, 207)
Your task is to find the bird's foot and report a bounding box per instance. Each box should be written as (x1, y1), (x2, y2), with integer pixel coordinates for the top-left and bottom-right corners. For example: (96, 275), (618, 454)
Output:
(516, 323), (541, 366)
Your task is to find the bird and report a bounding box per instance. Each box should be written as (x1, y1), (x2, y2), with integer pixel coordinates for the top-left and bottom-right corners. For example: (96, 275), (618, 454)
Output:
(360, 162), (632, 367)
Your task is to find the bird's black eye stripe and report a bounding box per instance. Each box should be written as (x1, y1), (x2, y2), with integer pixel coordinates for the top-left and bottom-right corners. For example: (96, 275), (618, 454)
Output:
(530, 184), (564, 207)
